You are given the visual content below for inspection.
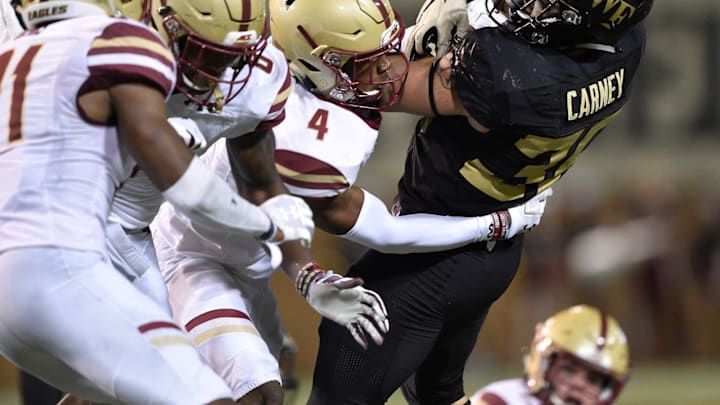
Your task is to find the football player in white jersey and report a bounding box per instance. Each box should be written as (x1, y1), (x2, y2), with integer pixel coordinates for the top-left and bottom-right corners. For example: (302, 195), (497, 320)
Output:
(106, 0), (390, 402)
(150, 0), (551, 403)
(0, 0), (317, 403)
(469, 305), (631, 405)
(105, 0), (314, 314)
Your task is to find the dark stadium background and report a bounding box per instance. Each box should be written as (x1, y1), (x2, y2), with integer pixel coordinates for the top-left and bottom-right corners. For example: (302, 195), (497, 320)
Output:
(2, 1), (719, 403)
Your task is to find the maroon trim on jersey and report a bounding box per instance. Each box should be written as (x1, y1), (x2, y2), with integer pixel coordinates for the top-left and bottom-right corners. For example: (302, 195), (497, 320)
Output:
(84, 21), (175, 96)
(185, 309), (253, 332)
(137, 321), (182, 334)
(268, 71), (292, 115)
(275, 149), (349, 190)
(256, 110), (285, 131)
(480, 392), (508, 405)
(100, 21), (168, 44)
(88, 45), (174, 72)
(373, 0), (392, 28)
(87, 64), (173, 94)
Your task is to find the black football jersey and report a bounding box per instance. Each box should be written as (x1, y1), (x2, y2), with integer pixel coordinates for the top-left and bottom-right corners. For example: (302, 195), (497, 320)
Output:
(396, 24), (646, 216)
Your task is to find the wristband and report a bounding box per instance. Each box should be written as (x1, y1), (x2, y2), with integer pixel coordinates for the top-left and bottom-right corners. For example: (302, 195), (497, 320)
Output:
(295, 262), (323, 298)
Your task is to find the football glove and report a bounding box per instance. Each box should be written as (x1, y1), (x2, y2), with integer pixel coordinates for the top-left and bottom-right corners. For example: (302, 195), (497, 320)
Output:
(259, 194), (315, 247)
(408, 0), (470, 59)
(296, 263), (389, 349)
(167, 117), (207, 152)
(486, 188), (553, 240)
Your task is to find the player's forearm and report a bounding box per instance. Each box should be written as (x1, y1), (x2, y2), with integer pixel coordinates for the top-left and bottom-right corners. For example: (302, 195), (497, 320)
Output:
(162, 156), (274, 240)
(340, 189), (490, 253)
(278, 240), (314, 283)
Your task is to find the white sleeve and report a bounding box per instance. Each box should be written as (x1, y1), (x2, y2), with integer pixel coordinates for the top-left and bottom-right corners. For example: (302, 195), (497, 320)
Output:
(161, 156), (274, 240)
(0, 1), (23, 44)
(340, 189), (492, 254)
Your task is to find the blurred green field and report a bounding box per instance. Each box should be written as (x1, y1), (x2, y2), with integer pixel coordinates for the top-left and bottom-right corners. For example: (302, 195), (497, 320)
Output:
(1, 361), (718, 404)
(288, 362), (720, 405)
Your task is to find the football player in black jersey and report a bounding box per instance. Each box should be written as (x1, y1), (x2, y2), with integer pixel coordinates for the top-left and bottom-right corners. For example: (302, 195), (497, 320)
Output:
(307, 1), (653, 404)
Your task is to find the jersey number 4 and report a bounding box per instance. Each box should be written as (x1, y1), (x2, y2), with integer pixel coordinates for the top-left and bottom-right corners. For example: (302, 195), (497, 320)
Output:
(308, 109), (329, 140)
(460, 111), (620, 201)
(0, 45), (43, 145)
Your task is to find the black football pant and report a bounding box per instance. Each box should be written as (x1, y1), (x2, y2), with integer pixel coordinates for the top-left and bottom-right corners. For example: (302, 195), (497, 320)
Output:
(307, 236), (523, 405)
(19, 370), (63, 405)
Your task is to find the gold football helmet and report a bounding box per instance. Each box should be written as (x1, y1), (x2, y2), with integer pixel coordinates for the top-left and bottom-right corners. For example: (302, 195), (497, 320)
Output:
(269, 0), (408, 110)
(523, 305), (630, 404)
(18, 0), (143, 28)
(147, 0), (269, 109)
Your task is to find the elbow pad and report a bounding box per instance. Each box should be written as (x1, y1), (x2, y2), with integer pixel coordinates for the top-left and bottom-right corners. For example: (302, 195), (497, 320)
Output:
(161, 157), (272, 240)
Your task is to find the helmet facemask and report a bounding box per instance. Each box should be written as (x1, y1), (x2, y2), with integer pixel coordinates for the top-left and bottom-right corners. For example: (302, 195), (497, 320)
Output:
(489, 0), (584, 46)
(155, 5), (269, 112)
(307, 17), (408, 111)
(543, 351), (627, 405)
(490, 0), (653, 52)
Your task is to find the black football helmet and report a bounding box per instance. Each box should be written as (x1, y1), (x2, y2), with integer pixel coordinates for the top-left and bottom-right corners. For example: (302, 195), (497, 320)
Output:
(489, 0), (653, 51)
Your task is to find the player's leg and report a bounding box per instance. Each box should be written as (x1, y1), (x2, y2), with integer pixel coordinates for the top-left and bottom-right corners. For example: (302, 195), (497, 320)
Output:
(19, 369), (63, 405)
(279, 332), (300, 404)
(308, 249), (454, 404)
(161, 253), (283, 403)
(412, 238), (524, 404)
(106, 223), (172, 314)
(0, 247), (234, 405)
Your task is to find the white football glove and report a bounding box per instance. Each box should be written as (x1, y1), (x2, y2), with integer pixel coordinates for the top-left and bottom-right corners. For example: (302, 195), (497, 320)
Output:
(505, 187), (553, 238)
(259, 194), (315, 247)
(408, 0), (469, 59)
(476, 188), (553, 242)
(168, 116), (207, 152)
(296, 263), (390, 350)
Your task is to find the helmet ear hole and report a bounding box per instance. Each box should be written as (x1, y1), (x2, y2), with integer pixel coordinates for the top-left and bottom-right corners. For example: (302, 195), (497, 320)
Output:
(297, 59), (319, 72)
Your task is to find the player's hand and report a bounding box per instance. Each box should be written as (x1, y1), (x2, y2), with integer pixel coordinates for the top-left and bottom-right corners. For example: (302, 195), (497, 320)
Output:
(296, 263), (389, 349)
(167, 117), (207, 152)
(500, 188), (554, 239)
(407, 0), (469, 60)
(259, 194), (315, 247)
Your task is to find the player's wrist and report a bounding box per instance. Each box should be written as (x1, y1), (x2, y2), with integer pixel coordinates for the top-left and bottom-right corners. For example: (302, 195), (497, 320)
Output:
(295, 262), (324, 298)
(489, 211), (510, 240)
(257, 220), (276, 242)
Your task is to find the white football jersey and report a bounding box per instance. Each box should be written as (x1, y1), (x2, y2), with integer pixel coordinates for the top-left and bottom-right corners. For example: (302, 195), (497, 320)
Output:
(273, 81), (382, 198)
(0, 17), (175, 253)
(151, 79), (381, 276)
(470, 378), (540, 405)
(110, 42), (291, 230)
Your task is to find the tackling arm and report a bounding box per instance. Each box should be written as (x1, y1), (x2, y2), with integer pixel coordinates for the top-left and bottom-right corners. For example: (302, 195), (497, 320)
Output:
(226, 130), (314, 281)
(307, 186), (552, 254)
(226, 132), (389, 349)
(110, 83), (277, 241)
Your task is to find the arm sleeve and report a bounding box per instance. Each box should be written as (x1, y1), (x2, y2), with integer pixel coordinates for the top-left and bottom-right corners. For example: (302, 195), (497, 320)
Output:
(161, 156), (273, 240)
(340, 189), (492, 254)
